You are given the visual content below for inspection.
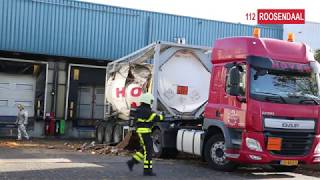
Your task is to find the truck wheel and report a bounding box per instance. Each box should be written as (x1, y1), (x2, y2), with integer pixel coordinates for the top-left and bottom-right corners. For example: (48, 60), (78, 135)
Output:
(113, 124), (123, 144)
(152, 129), (163, 158)
(204, 134), (238, 171)
(271, 165), (298, 172)
(152, 129), (178, 158)
(96, 125), (105, 144)
(104, 123), (113, 144)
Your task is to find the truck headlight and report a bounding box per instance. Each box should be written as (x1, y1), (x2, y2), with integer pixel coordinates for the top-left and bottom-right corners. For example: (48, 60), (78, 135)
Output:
(314, 143), (320, 154)
(246, 137), (262, 152)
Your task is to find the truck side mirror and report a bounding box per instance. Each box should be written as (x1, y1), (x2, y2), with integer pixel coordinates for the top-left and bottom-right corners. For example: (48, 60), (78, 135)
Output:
(229, 66), (240, 96)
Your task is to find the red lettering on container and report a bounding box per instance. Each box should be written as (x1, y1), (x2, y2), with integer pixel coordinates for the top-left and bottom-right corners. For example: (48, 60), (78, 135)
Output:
(116, 87), (125, 97)
(131, 87), (142, 97)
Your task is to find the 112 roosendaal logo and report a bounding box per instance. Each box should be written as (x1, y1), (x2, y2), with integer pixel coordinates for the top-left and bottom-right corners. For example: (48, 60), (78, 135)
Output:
(246, 9), (305, 24)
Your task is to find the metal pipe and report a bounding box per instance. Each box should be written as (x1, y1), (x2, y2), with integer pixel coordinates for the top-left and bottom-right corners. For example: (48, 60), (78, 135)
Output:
(103, 67), (108, 120)
(64, 64), (71, 121)
(51, 62), (59, 113)
(69, 63), (107, 69)
(44, 63), (48, 119)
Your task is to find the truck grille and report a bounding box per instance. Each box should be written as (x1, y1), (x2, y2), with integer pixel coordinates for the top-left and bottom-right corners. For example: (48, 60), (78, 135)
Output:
(265, 131), (314, 156)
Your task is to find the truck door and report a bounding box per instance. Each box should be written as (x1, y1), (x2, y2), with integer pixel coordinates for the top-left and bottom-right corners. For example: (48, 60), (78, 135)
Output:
(222, 64), (247, 128)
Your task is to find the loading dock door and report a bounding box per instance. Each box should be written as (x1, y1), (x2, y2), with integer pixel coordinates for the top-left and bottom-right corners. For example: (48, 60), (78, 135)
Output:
(0, 73), (36, 122)
(93, 87), (104, 120)
(77, 86), (104, 120)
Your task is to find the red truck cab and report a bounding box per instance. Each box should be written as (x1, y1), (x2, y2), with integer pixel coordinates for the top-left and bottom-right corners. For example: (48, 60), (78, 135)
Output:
(203, 35), (320, 171)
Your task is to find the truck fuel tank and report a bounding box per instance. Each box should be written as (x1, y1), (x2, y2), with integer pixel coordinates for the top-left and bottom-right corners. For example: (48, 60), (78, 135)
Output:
(177, 129), (204, 156)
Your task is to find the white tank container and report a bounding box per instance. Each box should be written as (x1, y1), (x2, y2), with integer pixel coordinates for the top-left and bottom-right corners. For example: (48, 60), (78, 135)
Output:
(158, 50), (210, 113)
(105, 42), (211, 120)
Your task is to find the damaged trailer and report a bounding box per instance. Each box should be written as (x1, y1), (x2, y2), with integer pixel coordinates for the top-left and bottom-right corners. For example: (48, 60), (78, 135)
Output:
(96, 41), (211, 157)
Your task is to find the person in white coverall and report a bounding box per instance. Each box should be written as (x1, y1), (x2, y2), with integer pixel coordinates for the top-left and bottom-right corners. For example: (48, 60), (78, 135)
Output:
(15, 104), (30, 140)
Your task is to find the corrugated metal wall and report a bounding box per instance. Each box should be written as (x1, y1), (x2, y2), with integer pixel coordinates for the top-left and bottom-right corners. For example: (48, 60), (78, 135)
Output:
(0, 0), (283, 60)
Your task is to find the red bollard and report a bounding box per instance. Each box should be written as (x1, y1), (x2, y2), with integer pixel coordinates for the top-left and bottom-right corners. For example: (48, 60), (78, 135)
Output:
(48, 112), (55, 136)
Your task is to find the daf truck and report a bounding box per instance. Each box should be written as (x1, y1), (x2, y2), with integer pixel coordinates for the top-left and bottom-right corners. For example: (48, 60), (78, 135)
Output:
(96, 30), (320, 171)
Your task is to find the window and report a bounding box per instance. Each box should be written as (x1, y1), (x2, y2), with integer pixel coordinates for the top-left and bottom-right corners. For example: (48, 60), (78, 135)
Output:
(250, 67), (319, 105)
(225, 64), (246, 96)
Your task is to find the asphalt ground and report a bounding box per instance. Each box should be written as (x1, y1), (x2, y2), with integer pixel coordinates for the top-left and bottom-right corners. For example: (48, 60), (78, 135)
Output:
(0, 139), (319, 180)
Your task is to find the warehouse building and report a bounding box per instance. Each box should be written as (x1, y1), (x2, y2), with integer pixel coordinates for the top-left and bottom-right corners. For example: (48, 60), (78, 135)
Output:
(0, 0), (283, 138)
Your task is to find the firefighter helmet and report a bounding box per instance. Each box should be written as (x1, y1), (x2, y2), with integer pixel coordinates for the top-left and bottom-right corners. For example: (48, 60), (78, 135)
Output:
(139, 93), (154, 105)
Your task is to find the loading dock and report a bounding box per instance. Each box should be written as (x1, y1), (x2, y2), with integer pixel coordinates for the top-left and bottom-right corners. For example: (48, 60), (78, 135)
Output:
(65, 64), (107, 138)
(0, 58), (48, 137)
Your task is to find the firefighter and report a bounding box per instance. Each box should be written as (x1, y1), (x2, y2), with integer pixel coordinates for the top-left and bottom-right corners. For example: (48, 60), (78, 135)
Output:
(127, 93), (163, 176)
(15, 104), (30, 140)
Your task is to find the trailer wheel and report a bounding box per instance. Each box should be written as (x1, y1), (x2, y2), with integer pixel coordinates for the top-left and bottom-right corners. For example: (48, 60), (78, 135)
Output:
(104, 123), (113, 145)
(152, 129), (177, 158)
(113, 124), (123, 144)
(271, 165), (298, 172)
(96, 125), (105, 144)
(204, 134), (238, 171)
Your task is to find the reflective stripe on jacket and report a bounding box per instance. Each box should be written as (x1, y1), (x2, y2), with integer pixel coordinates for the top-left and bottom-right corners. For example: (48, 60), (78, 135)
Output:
(135, 109), (164, 134)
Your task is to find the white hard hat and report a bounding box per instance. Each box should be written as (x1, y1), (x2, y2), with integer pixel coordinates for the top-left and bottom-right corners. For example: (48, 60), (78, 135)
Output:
(139, 93), (154, 105)
(17, 104), (25, 110)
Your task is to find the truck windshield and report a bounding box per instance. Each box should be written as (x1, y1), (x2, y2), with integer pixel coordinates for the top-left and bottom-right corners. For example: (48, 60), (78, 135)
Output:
(250, 67), (319, 105)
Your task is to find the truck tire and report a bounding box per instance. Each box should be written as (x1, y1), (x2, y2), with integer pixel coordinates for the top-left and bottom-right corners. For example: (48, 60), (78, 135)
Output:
(271, 165), (298, 172)
(152, 129), (178, 158)
(96, 125), (105, 144)
(113, 124), (123, 144)
(104, 123), (113, 144)
(204, 134), (238, 171)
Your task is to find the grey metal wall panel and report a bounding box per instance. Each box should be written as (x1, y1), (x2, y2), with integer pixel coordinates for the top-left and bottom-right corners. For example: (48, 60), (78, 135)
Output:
(0, 0), (283, 61)
(284, 22), (320, 50)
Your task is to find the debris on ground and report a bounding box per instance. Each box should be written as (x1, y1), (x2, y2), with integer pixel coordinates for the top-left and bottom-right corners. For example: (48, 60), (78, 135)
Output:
(58, 132), (140, 156)
(0, 138), (132, 156)
(0, 141), (47, 148)
(69, 141), (131, 156)
(115, 131), (140, 151)
(47, 145), (55, 149)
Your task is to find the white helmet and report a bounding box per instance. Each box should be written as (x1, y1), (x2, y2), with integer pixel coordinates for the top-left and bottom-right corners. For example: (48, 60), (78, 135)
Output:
(17, 104), (25, 110)
(139, 93), (154, 105)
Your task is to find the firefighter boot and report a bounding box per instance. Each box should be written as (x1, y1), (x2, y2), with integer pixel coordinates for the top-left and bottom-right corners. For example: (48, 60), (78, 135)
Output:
(143, 169), (156, 176)
(127, 158), (138, 171)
